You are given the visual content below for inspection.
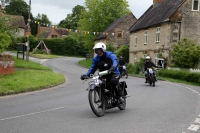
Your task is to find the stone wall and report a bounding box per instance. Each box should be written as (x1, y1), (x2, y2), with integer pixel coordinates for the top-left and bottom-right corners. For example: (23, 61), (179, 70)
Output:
(129, 23), (172, 64)
(0, 54), (14, 76)
(179, 0), (200, 44)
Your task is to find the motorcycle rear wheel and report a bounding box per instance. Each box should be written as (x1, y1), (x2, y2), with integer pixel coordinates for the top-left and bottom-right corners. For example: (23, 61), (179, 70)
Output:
(88, 89), (106, 117)
(118, 97), (126, 110)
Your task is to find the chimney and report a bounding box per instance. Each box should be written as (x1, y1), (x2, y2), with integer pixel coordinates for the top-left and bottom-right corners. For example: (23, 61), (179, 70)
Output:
(153, 0), (163, 5)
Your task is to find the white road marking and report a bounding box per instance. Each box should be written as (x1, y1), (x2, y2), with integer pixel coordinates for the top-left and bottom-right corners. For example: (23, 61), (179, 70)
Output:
(0, 106), (67, 121)
(163, 81), (200, 132)
(195, 118), (200, 124)
(0, 102), (88, 121)
(187, 124), (200, 131)
(40, 59), (48, 64)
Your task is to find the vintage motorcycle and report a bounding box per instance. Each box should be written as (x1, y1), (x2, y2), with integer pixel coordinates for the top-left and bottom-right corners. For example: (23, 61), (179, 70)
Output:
(119, 65), (128, 79)
(146, 68), (156, 87)
(83, 70), (128, 117)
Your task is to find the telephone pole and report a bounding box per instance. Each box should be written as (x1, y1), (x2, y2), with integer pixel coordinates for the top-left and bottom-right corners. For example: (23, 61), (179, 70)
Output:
(26, 0), (31, 61)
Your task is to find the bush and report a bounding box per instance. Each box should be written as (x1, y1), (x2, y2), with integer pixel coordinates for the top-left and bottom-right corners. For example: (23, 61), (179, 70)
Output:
(127, 58), (145, 74)
(115, 45), (129, 63)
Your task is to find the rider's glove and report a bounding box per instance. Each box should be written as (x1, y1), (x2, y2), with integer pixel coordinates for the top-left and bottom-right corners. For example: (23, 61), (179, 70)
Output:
(108, 67), (115, 74)
(80, 74), (87, 80)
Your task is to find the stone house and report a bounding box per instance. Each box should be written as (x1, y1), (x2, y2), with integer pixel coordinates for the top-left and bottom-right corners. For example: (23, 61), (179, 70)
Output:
(36, 25), (69, 38)
(95, 12), (137, 47)
(0, 5), (26, 37)
(129, 0), (200, 66)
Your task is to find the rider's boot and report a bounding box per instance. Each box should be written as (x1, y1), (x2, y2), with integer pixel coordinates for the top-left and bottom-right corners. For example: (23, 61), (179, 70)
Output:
(116, 85), (124, 103)
(145, 78), (147, 83)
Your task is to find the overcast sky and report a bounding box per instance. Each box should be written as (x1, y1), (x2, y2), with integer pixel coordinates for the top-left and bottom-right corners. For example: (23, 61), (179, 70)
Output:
(24, 0), (152, 25)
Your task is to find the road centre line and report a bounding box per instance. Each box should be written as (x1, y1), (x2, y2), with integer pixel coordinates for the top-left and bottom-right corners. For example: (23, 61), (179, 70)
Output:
(0, 106), (67, 121)
(0, 103), (87, 121)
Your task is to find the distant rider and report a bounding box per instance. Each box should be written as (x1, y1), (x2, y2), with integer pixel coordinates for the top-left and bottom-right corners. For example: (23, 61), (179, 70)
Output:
(142, 56), (157, 83)
(118, 56), (126, 74)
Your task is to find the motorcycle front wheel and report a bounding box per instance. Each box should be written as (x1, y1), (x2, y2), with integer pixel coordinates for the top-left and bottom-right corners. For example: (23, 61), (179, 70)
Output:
(125, 71), (128, 79)
(88, 88), (106, 117)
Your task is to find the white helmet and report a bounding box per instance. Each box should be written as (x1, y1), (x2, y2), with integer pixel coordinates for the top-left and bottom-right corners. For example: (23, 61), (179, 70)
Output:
(93, 42), (106, 52)
(145, 56), (150, 59)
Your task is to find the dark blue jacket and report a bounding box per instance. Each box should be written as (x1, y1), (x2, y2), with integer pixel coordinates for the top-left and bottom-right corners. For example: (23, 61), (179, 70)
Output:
(86, 51), (120, 75)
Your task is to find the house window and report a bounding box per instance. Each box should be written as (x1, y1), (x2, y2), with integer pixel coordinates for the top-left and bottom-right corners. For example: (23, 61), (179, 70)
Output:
(156, 27), (160, 42)
(144, 30), (148, 44)
(192, 0), (199, 11)
(52, 35), (57, 38)
(134, 33), (137, 45)
(117, 31), (122, 38)
(134, 54), (137, 63)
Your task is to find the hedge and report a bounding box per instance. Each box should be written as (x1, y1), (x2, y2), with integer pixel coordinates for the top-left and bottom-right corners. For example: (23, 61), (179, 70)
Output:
(158, 69), (200, 84)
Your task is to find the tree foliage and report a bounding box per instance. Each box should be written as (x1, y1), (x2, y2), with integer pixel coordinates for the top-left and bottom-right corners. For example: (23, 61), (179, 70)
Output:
(0, 17), (12, 53)
(77, 0), (130, 53)
(171, 38), (200, 68)
(78, 0), (130, 32)
(58, 5), (85, 29)
(35, 13), (51, 26)
(114, 45), (129, 63)
(106, 43), (116, 52)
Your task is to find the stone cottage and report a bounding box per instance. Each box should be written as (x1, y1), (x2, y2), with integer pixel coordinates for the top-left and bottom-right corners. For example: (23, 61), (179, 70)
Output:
(36, 25), (69, 38)
(0, 5), (26, 37)
(95, 12), (137, 47)
(129, 0), (200, 66)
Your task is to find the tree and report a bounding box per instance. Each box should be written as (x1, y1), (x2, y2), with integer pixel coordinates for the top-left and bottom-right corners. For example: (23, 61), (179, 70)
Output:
(3, 0), (29, 21)
(0, 17), (12, 53)
(78, 0), (130, 32)
(106, 43), (116, 52)
(114, 45), (129, 63)
(35, 13), (51, 26)
(58, 5), (85, 29)
(171, 38), (200, 68)
(77, 0), (130, 53)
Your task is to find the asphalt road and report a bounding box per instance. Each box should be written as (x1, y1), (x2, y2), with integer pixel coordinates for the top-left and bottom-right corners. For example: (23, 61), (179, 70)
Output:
(0, 56), (200, 133)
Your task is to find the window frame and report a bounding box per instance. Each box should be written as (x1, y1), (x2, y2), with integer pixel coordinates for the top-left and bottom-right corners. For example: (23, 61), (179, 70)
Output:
(117, 31), (122, 38)
(192, 0), (199, 11)
(144, 30), (148, 44)
(134, 33), (137, 45)
(156, 27), (160, 42)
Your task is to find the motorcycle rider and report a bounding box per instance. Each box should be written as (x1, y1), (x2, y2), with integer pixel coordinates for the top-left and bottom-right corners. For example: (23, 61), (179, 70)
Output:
(80, 42), (124, 102)
(142, 56), (157, 83)
(118, 56), (127, 76)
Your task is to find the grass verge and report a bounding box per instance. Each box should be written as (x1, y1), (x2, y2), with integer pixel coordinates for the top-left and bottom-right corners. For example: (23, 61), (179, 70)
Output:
(0, 55), (65, 96)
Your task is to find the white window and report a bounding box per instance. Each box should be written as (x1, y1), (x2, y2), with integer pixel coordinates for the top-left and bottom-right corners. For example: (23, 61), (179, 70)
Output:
(134, 33), (137, 45)
(134, 54), (137, 63)
(144, 30), (148, 44)
(192, 0), (199, 11)
(156, 27), (160, 42)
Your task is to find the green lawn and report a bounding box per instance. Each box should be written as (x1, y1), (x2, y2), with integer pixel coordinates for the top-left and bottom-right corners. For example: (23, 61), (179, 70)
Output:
(0, 55), (65, 96)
